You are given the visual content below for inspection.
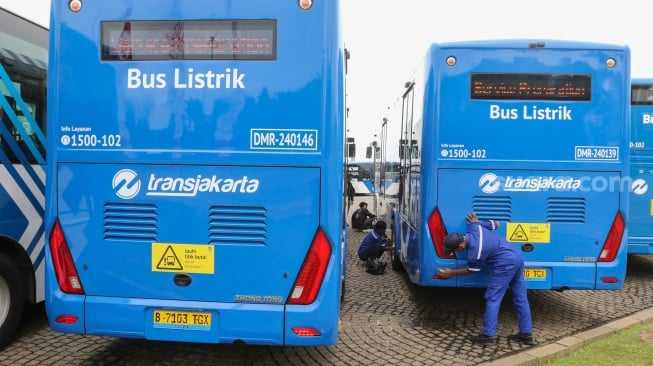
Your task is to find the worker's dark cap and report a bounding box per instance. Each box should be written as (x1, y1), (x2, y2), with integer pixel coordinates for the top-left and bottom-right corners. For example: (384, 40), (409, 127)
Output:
(359, 201), (368, 207)
(374, 220), (386, 230)
(443, 233), (465, 254)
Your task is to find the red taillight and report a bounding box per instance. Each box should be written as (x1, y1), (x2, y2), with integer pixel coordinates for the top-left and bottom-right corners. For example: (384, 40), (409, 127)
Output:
(600, 276), (619, 283)
(598, 211), (625, 263)
(49, 219), (84, 294)
(54, 315), (79, 324)
(428, 208), (455, 259)
(291, 327), (321, 337)
(288, 229), (332, 305)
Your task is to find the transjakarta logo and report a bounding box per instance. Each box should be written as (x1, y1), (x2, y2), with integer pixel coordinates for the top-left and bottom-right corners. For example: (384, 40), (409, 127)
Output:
(478, 174), (582, 193)
(479, 173), (501, 194)
(112, 170), (260, 199)
(632, 179), (648, 195)
(113, 169), (141, 199)
(147, 174), (259, 196)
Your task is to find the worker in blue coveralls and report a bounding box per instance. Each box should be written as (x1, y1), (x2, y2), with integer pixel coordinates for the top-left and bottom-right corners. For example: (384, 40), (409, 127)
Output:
(357, 220), (393, 266)
(436, 212), (535, 346)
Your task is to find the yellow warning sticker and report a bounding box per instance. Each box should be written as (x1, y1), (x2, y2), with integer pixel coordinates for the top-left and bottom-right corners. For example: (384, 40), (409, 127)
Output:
(650, 199), (653, 216)
(506, 223), (550, 243)
(152, 243), (215, 274)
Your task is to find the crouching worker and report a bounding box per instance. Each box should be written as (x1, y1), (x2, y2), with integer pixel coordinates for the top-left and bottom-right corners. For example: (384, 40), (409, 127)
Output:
(351, 201), (377, 232)
(357, 220), (393, 274)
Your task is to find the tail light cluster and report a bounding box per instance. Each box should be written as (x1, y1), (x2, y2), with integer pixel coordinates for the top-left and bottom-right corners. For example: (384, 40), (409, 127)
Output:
(427, 208), (455, 259)
(288, 228), (332, 305)
(49, 219), (84, 294)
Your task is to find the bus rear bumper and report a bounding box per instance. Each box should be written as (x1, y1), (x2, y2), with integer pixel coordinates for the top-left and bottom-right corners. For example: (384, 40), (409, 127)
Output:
(526, 261), (626, 291)
(417, 260), (625, 291)
(46, 294), (339, 345)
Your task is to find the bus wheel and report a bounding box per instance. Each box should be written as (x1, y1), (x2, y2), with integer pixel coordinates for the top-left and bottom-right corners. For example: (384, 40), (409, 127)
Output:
(390, 227), (403, 271)
(391, 254), (403, 271)
(0, 253), (24, 350)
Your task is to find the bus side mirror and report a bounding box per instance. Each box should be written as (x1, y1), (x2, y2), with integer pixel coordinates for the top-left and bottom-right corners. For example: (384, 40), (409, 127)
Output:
(366, 146), (372, 159)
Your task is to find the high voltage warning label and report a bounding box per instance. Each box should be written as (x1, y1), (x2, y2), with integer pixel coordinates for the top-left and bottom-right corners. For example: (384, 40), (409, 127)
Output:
(506, 223), (551, 243)
(510, 224), (528, 241)
(151, 243), (215, 274)
(156, 245), (183, 270)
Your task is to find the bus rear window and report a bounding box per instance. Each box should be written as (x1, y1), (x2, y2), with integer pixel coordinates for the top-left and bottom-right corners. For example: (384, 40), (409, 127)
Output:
(471, 73), (591, 101)
(101, 20), (276, 61)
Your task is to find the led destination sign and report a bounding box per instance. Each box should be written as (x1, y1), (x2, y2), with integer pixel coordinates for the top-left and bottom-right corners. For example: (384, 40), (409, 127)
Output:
(632, 83), (653, 105)
(102, 20), (276, 61)
(471, 73), (591, 101)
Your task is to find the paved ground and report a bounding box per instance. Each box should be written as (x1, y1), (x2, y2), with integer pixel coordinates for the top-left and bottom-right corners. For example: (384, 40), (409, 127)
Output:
(2, 205), (653, 365)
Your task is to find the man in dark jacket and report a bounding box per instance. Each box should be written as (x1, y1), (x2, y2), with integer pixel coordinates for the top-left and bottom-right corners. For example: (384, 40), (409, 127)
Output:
(346, 174), (355, 213)
(351, 201), (376, 231)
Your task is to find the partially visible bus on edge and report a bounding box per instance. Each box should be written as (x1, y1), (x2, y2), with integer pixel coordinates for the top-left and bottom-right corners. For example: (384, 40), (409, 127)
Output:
(0, 7), (47, 348)
(347, 160), (374, 195)
(347, 160), (400, 198)
(628, 79), (653, 254)
(45, 0), (347, 346)
(378, 40), (630, 290)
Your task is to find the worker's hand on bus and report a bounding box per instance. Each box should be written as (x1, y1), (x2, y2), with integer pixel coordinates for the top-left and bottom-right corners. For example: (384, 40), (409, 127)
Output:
(466, 212), (478, 224)
(384, 245), (394, 251)
(436, 268), (452, 279)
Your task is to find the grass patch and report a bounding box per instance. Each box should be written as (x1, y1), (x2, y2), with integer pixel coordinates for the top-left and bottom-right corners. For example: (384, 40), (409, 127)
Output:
(542, 320), (653, 366)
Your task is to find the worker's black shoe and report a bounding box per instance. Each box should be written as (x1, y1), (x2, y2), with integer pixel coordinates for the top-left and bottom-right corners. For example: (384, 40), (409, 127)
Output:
(469, 334), (496, 345)
(508, 332), (536, 345)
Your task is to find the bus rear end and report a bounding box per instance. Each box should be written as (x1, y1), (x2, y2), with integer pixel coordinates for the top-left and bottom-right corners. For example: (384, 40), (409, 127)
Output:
(45, 0), (345, 345)
(428, 40), (630, 290)
(628, 79), (653, 254)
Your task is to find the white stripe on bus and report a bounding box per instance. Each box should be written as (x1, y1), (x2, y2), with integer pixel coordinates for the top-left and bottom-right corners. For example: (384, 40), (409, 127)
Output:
(0, 165), (43, 253)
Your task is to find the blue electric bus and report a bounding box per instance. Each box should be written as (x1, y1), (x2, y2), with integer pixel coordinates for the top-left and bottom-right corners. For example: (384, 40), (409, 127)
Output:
(45, 0), (346, 346)
(378, 40), (630, 290)
(0, 7), (47, 348)
(628, 79), (653, 254)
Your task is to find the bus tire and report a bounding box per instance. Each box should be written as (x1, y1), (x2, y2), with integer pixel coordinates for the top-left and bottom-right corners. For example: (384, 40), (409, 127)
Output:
(391, 254), (403, 271)
(0, 253), (24, 350)
(390, 225), (403, 270)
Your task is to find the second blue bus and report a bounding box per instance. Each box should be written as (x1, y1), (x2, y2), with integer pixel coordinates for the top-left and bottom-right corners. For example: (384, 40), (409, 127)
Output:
(379, 40), (630, 290)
